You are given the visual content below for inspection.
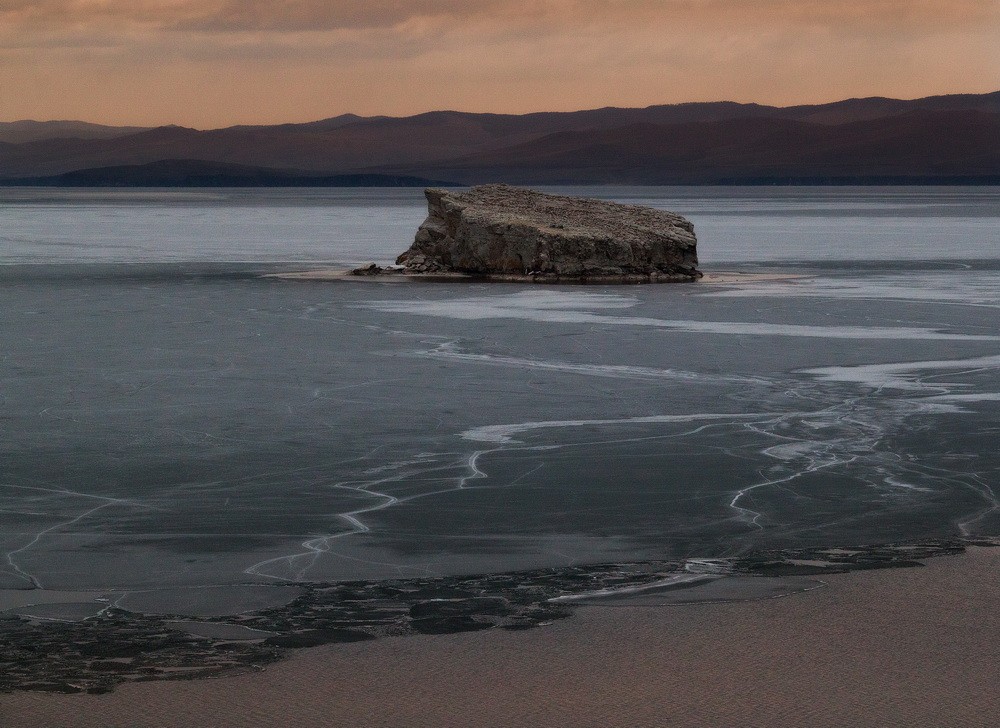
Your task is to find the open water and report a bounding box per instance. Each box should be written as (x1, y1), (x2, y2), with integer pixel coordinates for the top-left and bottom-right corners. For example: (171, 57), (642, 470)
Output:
(1, 186), (998, 614)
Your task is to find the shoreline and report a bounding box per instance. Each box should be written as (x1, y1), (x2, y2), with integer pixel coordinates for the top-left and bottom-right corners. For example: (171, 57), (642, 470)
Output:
(4, 544), (997, 727)
(0, 537), (992, 697)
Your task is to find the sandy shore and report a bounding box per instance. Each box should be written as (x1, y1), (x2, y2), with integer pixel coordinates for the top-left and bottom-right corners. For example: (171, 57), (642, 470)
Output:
(4, 546), (997, 727)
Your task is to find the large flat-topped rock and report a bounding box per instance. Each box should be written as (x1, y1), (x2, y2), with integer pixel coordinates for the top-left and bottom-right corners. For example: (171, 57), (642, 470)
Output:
(395, 184), (700, 282)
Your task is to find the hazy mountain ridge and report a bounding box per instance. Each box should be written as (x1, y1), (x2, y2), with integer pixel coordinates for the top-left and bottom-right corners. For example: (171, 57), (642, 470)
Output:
(1, 92), (998, 184)
(0, 120), (150, 144)
(0, 159), (448, 187)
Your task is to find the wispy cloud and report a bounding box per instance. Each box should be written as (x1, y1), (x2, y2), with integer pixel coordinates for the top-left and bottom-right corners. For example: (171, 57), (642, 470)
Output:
(3, 0), (995, 33)
(0, 0), (514, 32)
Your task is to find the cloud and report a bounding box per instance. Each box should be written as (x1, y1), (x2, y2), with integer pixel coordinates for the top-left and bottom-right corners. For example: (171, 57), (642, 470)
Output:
(2, 0), (996, 34)
(170, 0), (515, 32)
(0, 0), (512, 32)
(1, 0), (997, 125)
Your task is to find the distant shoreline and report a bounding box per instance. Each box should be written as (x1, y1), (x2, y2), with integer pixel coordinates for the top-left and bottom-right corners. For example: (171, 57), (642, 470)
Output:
(3, 177), (1000, 188)
(0, 162), (450, 189)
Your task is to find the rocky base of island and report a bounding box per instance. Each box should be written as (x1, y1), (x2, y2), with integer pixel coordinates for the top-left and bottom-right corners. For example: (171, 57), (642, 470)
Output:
(349, 262), (698, 284)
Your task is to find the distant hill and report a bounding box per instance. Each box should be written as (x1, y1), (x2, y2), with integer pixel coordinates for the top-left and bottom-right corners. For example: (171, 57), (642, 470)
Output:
(384, 109), (1000, 185)
(0, 159), (448, 187)
(1, 92), (998, 184)
(0, 120), (149, 144)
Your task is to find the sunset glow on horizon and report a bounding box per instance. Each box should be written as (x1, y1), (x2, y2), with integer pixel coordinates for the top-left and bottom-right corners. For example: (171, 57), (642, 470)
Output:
(2, 0), (999, 128)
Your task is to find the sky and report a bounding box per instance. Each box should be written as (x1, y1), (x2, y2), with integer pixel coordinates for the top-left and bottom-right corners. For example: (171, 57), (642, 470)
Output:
(2, 0), (998, 128)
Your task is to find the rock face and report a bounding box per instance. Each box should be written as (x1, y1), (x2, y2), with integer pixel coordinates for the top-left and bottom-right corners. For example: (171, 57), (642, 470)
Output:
(396, 185), (700, 281)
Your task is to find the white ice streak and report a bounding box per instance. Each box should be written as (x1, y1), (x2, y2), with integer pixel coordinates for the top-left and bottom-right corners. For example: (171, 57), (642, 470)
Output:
(462, 412), (775, 445)
(362, 290), (999, 341)
(412, 343), (766, 385)
(883, 476), (933, 493)
(923, 393), (1000, 403)
(365, 290), (638, 317)
(703, 272), (1000, 309)
(803, 354), (1000, 392)
(548, 573), (718, 603)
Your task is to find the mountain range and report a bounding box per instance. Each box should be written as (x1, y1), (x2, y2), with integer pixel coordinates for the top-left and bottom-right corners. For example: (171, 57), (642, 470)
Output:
(2, 92), (998, 185)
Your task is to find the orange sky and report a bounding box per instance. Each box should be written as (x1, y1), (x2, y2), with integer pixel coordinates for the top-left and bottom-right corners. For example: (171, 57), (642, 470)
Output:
(2, 0), (998, 127)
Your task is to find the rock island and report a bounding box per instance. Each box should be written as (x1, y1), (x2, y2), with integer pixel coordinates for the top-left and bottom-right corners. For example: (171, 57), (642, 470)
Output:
(360, 184), (701, 282)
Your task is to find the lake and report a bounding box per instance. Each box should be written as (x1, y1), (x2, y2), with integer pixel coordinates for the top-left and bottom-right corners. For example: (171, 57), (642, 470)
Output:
(1, 186), (998, 614)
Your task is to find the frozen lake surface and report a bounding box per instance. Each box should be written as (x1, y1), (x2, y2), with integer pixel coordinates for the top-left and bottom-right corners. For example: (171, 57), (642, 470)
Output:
(1, 186), (998, 614)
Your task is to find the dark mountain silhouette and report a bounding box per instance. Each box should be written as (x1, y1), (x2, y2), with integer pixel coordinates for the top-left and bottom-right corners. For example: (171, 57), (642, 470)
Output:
(1, 92), (997, 184)
(0, 159), (447, 187)
(387, 109), (1000, 184)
